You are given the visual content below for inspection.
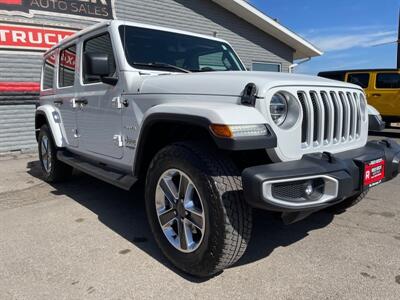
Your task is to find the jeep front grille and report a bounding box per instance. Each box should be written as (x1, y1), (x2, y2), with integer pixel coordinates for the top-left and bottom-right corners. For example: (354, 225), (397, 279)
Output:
(297, 90), (365, 148)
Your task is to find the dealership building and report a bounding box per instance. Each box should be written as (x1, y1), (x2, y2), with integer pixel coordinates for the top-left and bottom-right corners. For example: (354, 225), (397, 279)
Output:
(0, 0), (321, 153)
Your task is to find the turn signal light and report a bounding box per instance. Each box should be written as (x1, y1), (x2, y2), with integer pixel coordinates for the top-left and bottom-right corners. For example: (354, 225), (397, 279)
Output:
(210, 124), (268, 138)
(210, 124), (233, 138)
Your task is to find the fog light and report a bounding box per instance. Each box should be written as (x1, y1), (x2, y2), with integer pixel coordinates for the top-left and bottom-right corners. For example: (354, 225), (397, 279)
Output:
(304, 183), (314, 196)
(302, 179), (324, 201)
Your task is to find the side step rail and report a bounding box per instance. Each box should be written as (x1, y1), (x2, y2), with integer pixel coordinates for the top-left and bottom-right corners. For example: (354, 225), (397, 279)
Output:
(57, 151), (137, 191)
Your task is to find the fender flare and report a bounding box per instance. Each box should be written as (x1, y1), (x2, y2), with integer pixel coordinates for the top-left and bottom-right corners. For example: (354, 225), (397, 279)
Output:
(35, 105), (65, 148)
(132, 103), (277, 177)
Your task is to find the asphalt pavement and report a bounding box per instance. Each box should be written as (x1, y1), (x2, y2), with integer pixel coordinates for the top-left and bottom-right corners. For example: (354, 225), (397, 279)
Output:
(1, 130), (400, 299)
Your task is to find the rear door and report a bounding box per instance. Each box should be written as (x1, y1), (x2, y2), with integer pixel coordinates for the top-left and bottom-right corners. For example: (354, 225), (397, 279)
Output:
(76, 31), (123, 159)
(54, 44), (79, 148)
(372, 72), (400, 117)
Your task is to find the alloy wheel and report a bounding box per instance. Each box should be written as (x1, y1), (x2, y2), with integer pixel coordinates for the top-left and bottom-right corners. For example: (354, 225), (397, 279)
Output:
(155, 169), (205, 253)
(40, 135), (52, 173)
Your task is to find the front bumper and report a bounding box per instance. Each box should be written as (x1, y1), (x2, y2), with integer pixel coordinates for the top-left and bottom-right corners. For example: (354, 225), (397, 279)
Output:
(242, 140), (400, 216)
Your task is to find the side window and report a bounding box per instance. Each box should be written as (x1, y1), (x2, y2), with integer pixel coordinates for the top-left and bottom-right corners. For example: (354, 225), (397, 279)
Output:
(82, 33), (116, 84)
(59, 45), (76, 88)
(376, 73), (400, 89)
(42, 52), (56, 90)
(347, 73), (370, 88)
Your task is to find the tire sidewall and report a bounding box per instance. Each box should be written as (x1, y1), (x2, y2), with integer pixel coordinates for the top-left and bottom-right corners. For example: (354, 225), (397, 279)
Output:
(38, 125), (57, 182)
(145, 146), (226, 276)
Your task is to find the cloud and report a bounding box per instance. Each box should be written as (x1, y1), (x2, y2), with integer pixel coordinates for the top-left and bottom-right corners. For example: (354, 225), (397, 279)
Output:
(302, 25), (391, 35)
(300, 24), (398, 52)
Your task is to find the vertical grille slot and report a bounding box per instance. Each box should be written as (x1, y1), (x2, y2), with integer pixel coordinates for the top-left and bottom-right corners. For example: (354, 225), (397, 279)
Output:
(353, 92), (361, 136)
(298, 92), (308, 144)
(309, 92), (320, 143)
(320, 92), (334, 143)
(339, 92), (350, 141)
(330, 91), (343, 143)
(346, 92), (358, 139)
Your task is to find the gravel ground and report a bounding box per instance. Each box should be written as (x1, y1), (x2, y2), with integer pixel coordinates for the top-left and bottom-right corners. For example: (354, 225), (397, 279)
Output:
(0, 131), (400, 300)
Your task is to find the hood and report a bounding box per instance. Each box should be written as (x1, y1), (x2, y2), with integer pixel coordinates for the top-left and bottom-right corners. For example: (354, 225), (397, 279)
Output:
(138, 71), (361, 97)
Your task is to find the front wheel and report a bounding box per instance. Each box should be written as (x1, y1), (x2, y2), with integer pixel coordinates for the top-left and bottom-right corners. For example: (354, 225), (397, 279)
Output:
(38, 125), (73, 183)
(145, 142), (252, 277)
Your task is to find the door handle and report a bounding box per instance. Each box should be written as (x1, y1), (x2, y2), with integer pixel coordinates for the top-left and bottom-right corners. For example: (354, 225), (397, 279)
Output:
(372, 93), (381, 97)
(54, 100), (63, 105)
(71, 98), (78, 108)
(75, 98), (88, 106)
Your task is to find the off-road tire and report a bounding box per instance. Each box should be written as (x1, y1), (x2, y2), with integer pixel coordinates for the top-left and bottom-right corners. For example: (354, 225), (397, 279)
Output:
(329, 190), (369, 213)
(38, 125), (73, 182)
(145, 142), (252, 277)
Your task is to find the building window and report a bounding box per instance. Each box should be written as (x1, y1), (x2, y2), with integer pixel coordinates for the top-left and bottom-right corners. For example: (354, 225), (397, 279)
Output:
(347, 73), (370, 88)
(376, 73), (400, 89)
(252, 62), (281, 72)
(59, 45), (76, 88)
(82, 33), (116, 84)
(198, 51), (233, 71)
(42, 52), (56, 90)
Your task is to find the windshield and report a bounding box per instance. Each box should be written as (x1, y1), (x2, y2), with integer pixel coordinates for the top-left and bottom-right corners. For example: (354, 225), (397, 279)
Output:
(119, 25), (245, 73)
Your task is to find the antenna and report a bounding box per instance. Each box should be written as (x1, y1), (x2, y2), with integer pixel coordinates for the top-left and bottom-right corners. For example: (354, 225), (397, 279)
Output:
(397, 9), (400, 69)
(370, 9), (400, 69)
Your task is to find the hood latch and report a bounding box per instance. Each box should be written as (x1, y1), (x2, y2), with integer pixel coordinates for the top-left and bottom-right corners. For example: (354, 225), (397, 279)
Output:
(241, 83), (258, 106)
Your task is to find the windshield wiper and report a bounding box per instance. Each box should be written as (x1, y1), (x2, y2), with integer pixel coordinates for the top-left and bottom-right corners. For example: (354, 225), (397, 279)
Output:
(132, 62), (191, 73)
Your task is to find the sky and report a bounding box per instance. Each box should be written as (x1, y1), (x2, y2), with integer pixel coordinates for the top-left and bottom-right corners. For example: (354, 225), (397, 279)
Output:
(249, 0), (400, 74)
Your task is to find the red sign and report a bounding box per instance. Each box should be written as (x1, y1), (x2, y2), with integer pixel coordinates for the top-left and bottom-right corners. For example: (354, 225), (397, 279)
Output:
(0, 23), (76, 51)
(60, 49), (76, 70)
(364, 158), (385, 188)
(0, 81), (39, 92)
(0, 0), (22, 4)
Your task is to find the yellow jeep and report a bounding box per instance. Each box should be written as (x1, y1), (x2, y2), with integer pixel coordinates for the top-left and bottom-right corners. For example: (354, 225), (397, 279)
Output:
(319, 69), (400, 123)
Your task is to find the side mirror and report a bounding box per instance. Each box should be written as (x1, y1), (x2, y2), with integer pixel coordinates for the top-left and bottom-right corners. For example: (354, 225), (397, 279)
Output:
(84, 52), (118, 85)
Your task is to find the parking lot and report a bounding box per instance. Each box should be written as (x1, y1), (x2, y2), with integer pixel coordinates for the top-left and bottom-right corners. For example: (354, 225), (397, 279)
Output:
(1, 130), (400, 300)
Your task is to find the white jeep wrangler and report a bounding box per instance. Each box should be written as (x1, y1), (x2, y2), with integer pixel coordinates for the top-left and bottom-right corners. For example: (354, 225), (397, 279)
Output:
(35, 20), (400, 277)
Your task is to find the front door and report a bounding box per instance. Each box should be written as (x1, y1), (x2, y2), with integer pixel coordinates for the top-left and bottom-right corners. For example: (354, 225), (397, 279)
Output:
(369, 72), (400, 117)
(76, 32), (123, 159)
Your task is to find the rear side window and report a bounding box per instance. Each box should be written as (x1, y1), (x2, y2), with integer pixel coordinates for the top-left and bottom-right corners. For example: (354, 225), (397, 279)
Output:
(376, 73), (400, 89)
(82, 33), (116, 84)
(42, 53), (56, 90)
(59, 45), (76, 88)
(347, 73), (370, 88)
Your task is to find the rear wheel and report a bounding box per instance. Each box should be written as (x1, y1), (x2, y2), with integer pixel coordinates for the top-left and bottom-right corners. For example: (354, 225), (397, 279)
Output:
(38, 125), (73, 182)
(145, 142), (252, 277)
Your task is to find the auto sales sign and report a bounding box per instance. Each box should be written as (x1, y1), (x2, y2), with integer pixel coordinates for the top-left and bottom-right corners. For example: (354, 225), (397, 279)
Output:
(0, 0), (114, 20)
(0, 22), (77, 51)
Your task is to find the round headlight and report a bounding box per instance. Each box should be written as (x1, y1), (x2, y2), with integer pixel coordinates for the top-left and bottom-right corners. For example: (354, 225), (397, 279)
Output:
(270, 92), (288, 126)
